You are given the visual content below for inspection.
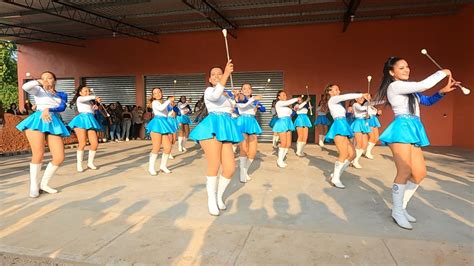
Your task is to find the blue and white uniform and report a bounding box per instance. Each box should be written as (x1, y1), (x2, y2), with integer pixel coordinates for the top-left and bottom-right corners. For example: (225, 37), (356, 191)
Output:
(167, 105), (179, 133)
(380, 70), (447, 147)
(236, 96), (265, 135)
(272, 98), (298, 133)
(146, 99), (175, 134)
(293, 100), (313, 128)
(269, 107), (278, 128)
(314, 106), (329, 126)
(350, 102), (371, 134)
(177, 102), (193, 125)
(16, 80), (70, 137)
(189, 83), (243, 143)
(368, 106), (381, 128)
(325, 93), (363, 142)
(69, 96), (102, 131)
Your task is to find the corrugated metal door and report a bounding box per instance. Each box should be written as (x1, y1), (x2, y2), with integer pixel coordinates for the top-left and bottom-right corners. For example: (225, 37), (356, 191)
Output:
(26, 78), (76, 123)
(83, 76), (136, 106)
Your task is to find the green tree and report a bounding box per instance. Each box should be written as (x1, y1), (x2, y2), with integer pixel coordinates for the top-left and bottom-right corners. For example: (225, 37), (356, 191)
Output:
(0, 41), (18, 107)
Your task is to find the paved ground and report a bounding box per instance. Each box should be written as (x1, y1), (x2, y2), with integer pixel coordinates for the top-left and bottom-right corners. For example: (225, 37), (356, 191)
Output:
(1, 141), (473, 265)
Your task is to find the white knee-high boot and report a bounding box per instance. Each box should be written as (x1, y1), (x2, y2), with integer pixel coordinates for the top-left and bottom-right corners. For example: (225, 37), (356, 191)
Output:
(87, 150), (97, 170)
(352, 149), (364, 169)
(403, 181), (419, 222)
(178, 137), (183, 152)
(77, 150), (84, 172)
(365, 142), (376, 159)
(319, 135), (325, 147)
(296, 142), (305, 157)
(245, 158), (254, 180)
(182, 137), (188, 151)
(40, 162), (59, 194)
(330, 161), (345, 189)
(392, 183), (412, 230)
(206, 176), (219, 215)
(239, 156), (247, 183)
(277, 147), (286, 168)
(29, 163), (42, 198)
(160, 153), (171, 173)
(149, 153), (158, 176)
(272, 135), (278, 148)
(217, 176), (231, 210)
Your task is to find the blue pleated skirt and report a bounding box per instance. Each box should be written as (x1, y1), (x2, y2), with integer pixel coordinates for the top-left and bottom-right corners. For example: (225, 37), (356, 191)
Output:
(168, 117), (179, 132)
(314, 115), (329, 126)
(16, 111), (70, 137)
(368, 115), (381, 128)
(325, 117), (353, 141)
(177, 114), (193, 125)
(146, 116), (175, 134)
(236, 114), (262, 135)
(269, 117), (278, 128)
(379, 115), (429, 147)
(272, 117), (295, 133)
(189, 112), (244, 143)
(351, 118), (372, 134)
(294, 114), (313, 128)
(69, 113), (103, 131)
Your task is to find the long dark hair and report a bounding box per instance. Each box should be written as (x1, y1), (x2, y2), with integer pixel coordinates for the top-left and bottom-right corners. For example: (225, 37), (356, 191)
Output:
(320, 84), (334, 113)
(375, 57), (417, 114)
(70, 85), (86, 106)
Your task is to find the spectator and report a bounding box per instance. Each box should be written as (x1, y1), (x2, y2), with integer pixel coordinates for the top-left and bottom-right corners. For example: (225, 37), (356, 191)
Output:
(6, 103), (21, 115)
(109, 103), (122, 141)
(121, 105), (132, 141)
(143, 107), (153, 140)
(131, 105), (144, 140)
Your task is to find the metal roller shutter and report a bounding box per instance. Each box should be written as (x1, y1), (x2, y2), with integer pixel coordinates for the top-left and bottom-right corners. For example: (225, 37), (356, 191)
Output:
(83, 76), (136, 106)
(26, 78), (76, 123)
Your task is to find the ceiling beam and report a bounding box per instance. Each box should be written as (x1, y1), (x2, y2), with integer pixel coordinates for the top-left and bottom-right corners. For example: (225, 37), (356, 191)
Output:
(0, 31), (84, 47)
(0, 21), (84, 40)
(3, 0), (160, 44)
(182, 0), (238, 38)
(342, 0), (361, 32)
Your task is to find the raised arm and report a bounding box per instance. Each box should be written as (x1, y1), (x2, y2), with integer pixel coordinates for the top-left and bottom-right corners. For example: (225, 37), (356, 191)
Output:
(22, 80), (42, 95)
(416, 92), (444, 106)
(276, 98), (298, 108)
(204, 83), (225, 102)
(236, 97), (255, 108)
(329, 93), (363, 105)
(77, 96), (96, 103)
(389, 70), (447, 95)
(152, 100), (171, 112)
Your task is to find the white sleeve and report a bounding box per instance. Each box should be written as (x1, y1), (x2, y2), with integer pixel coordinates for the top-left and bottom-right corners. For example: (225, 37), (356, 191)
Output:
(389, 70), (447, 95)
(22, 80), (42, 95)
(298, 100), (309, 109)
(204, 83), (225, 102)
(329, 93), (363, 105)
(276, 98), (298, 108)
(77, 96), (96, 103)
(152, 100), (170, 112)
(236, 97), (255, 108)
(353, 103), (367, 112)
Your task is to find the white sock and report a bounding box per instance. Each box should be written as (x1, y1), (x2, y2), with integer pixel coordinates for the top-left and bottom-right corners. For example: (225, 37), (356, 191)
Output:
(217, 176), (231, 210)
(160, 153), (171, 173)
(206, 176), (219, 215)
(40, 162), (59, 194)
(29, 163), (42, 197)
(149, 153), (158, 175)
(178, 137), (183, 151)
(77, 150), (84, 172)
(87, 150), (97, 169)
(239, 156), (247, 182)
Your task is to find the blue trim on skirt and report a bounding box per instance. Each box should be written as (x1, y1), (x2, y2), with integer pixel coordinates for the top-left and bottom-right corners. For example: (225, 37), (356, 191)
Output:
(69, 113), (103, 131)
(379, 115), (429, 147)
(368, 115), (381, 128)
(350, 118), (372, 133)
(189, 112), (244, 143)
(16, 111), (70, 137)
(146, 116), (175, 134)
(269, 117), (278, 128)
(236, 114), (262, 135)
(177, 114), (193, 125)
(325, 117), (353, 141)
(294, 114), (313, 128)
(272, 117), (295, 132)
(314, 115), (329, 126)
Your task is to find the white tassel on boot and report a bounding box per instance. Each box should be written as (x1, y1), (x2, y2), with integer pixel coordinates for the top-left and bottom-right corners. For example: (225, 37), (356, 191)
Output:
(392, 183), (413, 230)
(245, 158), (254, 181)
(277, 147), (286, 168)
(29, 163), (42, 198)
(87, 150), (97, 170)
(40, 162), (59, 194)
(330, 161), (345, 189)
(149, 153), (158, 176)
(319, 135), (325, 147)
(239, 156), (247, 183)
(352, 149), (364, 169)
(206, 176), (219, 215)
(160, 153), (171, 173)
(76, 150), (84, 172)
(178, 137), (184, 152)
(217, 176), (231, 210)
(365, 142), (376, 159)
(403, 181), (419, 223)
